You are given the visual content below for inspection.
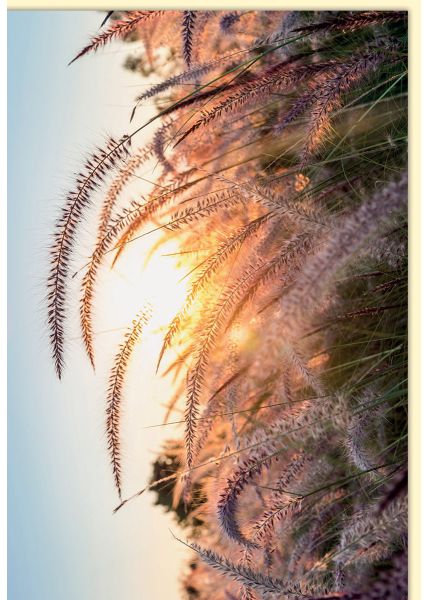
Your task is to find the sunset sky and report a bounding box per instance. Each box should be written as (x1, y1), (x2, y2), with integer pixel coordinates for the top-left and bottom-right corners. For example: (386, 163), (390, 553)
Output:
(8, 11), (189, 599)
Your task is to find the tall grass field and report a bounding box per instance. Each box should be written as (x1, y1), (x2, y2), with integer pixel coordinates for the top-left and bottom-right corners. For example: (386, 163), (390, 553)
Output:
(46, 10), (408, 599)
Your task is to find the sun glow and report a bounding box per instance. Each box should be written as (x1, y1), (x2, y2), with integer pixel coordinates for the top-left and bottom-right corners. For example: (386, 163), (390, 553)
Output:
(99, 230), (189, 358)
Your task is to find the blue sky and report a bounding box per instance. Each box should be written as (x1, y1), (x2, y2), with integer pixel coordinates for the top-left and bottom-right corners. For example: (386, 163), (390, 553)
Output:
(8, 11), (188, 599)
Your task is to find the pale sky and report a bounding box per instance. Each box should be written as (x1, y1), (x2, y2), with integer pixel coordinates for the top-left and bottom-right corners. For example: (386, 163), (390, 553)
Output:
(8, 11), (190, 599)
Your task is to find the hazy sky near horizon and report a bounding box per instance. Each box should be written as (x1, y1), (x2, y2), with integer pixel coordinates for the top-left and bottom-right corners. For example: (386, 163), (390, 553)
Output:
(8, 11), (189, 599)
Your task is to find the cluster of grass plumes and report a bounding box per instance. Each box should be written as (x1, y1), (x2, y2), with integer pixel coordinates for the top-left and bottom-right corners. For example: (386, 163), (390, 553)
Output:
(47, 10), (408, 599)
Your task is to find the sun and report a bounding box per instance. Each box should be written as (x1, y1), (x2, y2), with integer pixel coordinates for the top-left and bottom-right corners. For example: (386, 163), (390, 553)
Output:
(99, 229), (189, 353)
